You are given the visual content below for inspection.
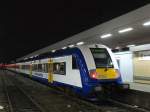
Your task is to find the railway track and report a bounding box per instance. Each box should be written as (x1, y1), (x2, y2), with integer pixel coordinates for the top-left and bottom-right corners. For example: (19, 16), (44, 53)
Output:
(105, 98), (150, 112)
(3, 70), (150, 112)
(0, 71), (46, 112)
(55, 89), (150, 112)
(0, 71), (10, 112)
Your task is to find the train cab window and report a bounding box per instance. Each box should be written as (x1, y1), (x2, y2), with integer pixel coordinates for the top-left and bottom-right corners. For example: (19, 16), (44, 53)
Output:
(53, 62), (66, 75)
(72, 56), (78, 69)
(90, 48), (113, 68)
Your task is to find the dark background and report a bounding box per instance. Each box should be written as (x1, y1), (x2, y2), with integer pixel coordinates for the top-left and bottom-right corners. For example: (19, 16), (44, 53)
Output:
(0, 0), (149, 63)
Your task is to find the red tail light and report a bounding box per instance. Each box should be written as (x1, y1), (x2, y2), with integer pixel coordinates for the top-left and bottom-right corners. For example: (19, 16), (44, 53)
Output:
(90, 70), (98, 79)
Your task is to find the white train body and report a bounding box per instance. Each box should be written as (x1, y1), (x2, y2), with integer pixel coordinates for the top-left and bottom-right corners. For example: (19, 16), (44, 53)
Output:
(8, 44), (123, 96)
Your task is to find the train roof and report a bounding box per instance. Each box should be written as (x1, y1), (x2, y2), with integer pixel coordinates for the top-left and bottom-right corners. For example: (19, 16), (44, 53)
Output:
(18, 44), (110, 63)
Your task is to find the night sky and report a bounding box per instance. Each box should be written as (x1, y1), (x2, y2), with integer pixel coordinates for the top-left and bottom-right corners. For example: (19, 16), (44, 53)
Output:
(0, 0), (149, 63)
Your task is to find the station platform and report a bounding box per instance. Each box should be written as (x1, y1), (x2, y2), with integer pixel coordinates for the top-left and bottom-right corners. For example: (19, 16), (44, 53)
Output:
(130, 82), (150, 93)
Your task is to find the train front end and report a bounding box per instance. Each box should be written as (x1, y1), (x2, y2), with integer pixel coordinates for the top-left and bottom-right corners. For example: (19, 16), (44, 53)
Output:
(89, 47), (121, 83)
(79, 44), (129, 94)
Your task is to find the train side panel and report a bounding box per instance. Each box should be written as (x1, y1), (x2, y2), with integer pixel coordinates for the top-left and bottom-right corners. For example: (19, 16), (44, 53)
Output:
(52, 55), (82, 88)
(32, 59), (49, 79)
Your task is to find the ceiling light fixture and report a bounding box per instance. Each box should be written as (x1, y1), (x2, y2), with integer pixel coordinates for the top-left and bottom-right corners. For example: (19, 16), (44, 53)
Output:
(62, 46), (67, 49)
(118, 27), (133, 33)
(69, 44), (74, 48)
(76, 41), (84, 46)
(52, 50), (56, 52)
(143, 21), (150, 26)
(100, 34), (112, 38)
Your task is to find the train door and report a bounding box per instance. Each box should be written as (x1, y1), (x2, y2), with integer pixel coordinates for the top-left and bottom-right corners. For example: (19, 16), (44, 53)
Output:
(48, 59), (53, 83)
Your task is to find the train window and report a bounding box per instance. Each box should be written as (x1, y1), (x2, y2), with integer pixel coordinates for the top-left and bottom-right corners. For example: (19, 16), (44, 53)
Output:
(41, 63), (48, 73)
(90, 48), (113, 68)
(38, 64), (42, 72)
(21, 65), (24, 69)
(53, 62), (66, 75)
(35, 64), (38, 71)
(32, 64), (37, 71)
(32, 64), (35, 71)
(22, 65), (24, 69)
(19, 65), (22, 69)
(42, 64), (45, 72)
(22, 65), (30, 70)
(22, 65), (25, 69)
(32, 64), (34, 71)
(72, 56), (78, 69)
(27, 65), (30, 69)
(45, 63), (48, 72)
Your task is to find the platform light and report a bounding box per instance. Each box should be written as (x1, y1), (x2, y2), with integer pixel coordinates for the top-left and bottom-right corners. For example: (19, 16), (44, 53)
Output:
(52, 50), (56, 52)
(76, 41), (84, 46)
(62, 46), (67, 49)
(118, 27), (133, 33)
(100, 33), (112, 38)
(143, 21), (150, 26)
(69, 44), (74, 48)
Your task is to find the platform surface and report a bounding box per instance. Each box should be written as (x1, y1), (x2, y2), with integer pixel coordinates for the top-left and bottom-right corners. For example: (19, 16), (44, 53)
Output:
(130, 82), (150, 93)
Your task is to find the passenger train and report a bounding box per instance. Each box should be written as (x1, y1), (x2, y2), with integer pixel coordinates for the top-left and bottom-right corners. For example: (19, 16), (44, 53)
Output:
(7, 44), (128, 97)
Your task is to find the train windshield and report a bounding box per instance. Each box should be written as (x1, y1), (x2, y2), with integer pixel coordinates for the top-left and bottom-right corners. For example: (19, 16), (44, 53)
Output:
(90, 48), (113, 68)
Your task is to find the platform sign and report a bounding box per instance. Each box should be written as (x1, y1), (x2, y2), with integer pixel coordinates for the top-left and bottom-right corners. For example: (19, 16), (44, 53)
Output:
(48, 59), (53, 83)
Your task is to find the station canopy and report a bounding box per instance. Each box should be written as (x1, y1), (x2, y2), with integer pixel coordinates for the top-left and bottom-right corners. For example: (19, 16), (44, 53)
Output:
(17, 4), (150, 62)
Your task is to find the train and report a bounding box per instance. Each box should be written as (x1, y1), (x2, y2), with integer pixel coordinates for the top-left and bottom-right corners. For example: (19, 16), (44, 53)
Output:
(7, 44), (128, 97)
